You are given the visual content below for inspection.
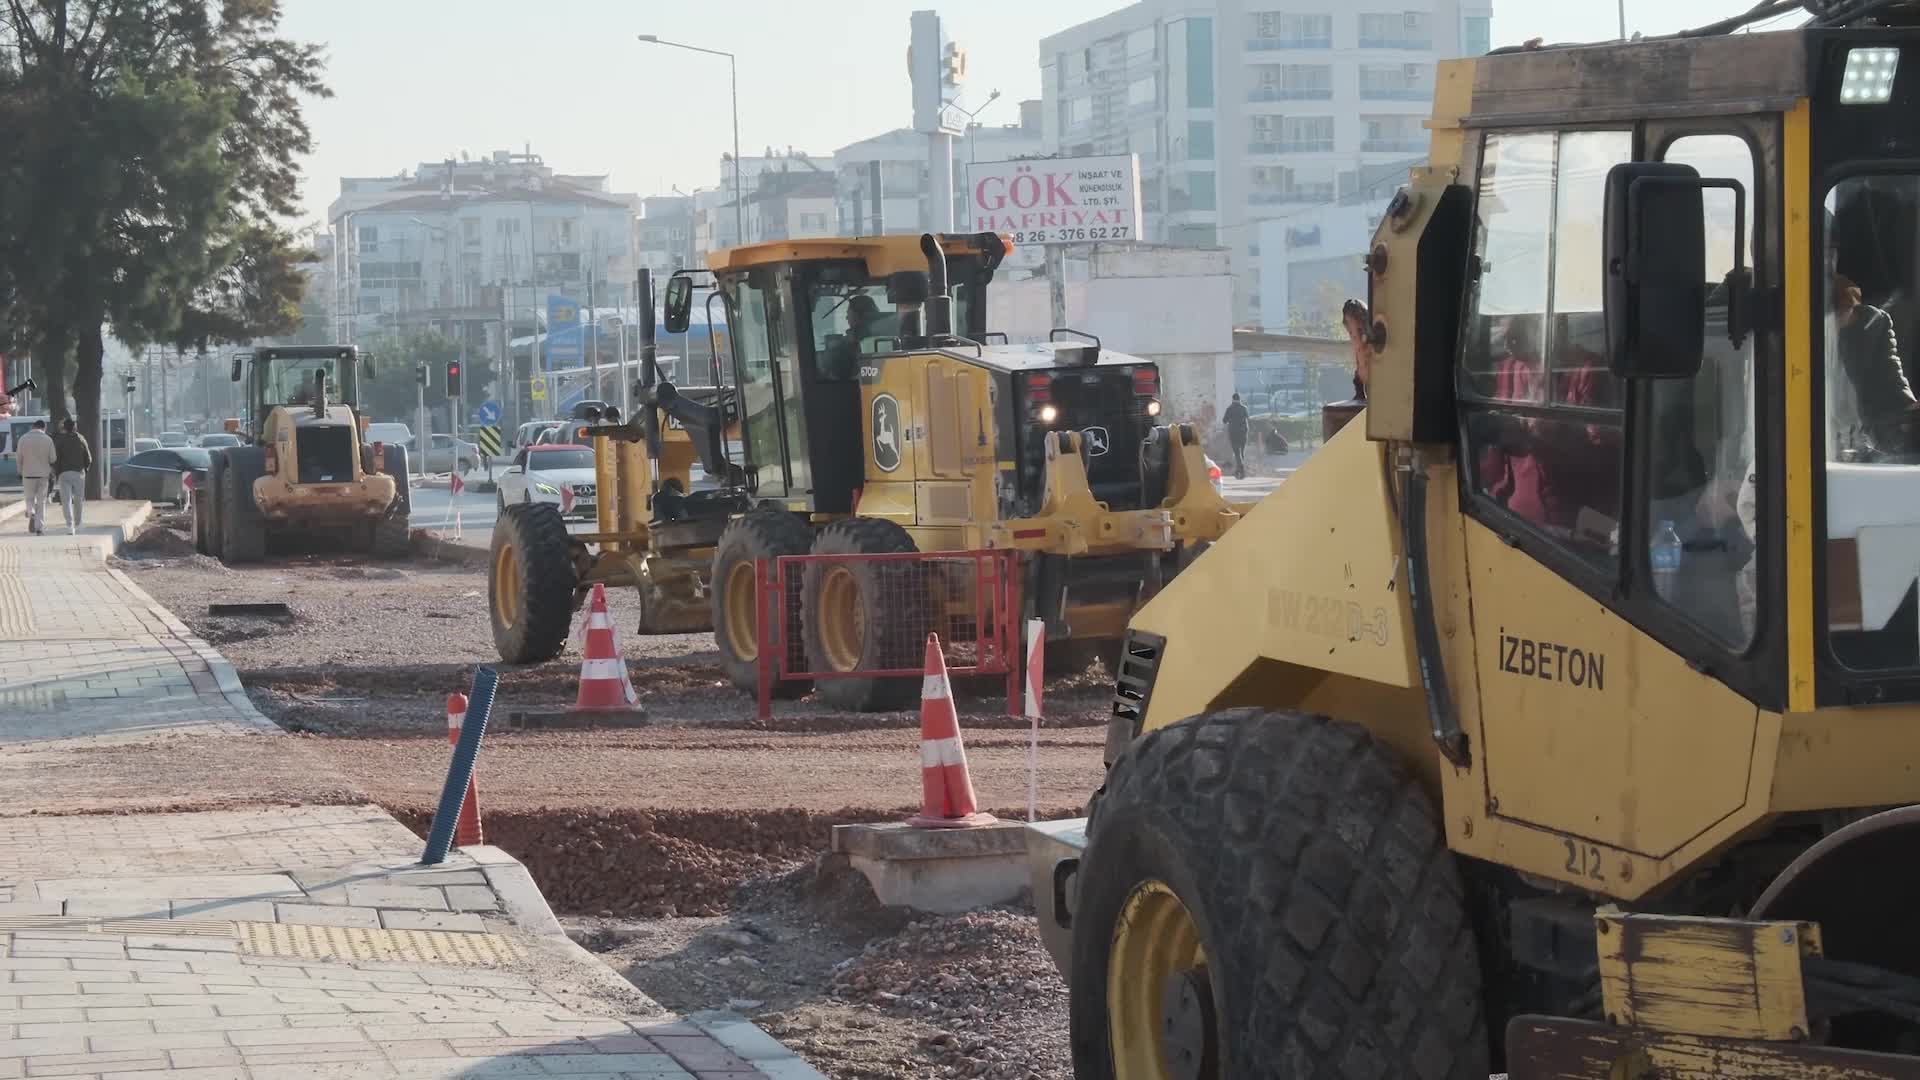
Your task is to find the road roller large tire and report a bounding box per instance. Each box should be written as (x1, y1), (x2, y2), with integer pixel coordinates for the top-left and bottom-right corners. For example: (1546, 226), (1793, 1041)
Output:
(710, 510), (814, 697)
(800, 517), (928, 712)
(1069, 708), (1489, 1079)
(489, 502), (577, 663)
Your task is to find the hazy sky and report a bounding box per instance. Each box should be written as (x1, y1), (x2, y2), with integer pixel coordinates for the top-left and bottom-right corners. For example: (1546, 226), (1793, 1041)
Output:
(282, 0), (1794, 222)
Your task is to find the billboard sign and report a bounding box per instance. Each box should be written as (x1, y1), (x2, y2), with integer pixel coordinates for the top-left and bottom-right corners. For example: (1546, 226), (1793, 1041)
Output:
(545, 295), (582, 367)
(965, 155), (1142, 246)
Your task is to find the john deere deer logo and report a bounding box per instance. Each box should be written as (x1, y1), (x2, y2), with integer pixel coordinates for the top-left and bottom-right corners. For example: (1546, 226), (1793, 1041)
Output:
(872, 394), (902, 472)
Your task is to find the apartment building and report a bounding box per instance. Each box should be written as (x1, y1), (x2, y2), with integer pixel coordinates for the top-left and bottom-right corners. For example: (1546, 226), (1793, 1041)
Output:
(1039, 0), (1491, 322)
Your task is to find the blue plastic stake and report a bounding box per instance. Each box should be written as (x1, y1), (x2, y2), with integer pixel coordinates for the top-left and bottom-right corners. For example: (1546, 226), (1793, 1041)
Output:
(422, 665), (497, 864)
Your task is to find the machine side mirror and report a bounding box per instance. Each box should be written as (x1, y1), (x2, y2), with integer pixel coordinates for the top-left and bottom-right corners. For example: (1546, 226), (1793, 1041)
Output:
(664, 274), (693, 334)
(1603, 163), (1744, 380)
(362, 354), (376, 378)
(230, 352), (250, 382)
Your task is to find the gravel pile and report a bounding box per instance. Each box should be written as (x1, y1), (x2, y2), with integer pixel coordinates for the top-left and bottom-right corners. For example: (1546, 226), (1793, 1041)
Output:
(825, 909), (1070, 1079)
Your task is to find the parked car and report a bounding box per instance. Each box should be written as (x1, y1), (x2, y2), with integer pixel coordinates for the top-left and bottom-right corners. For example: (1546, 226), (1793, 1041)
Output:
(196, 432), (241, 448)
(495, 444), (596, 521)
(132, 438), (162, 453)
(157, 431), (189, 448)
(512, 420), (563, 455)
(422, 434), (481, 474)
(363, 422), (413, 450)
(112, 447), (211, 506)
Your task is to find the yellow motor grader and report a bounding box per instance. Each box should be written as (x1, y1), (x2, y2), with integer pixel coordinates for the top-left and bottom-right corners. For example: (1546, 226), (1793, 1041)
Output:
(487, 232), (1250, 709)
(1030, 4), (1920, 1078)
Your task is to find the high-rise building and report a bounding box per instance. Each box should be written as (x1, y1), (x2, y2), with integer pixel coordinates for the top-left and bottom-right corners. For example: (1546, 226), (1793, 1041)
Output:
(831, 100), (1045, 238)
(1039, 0), (1491, 321)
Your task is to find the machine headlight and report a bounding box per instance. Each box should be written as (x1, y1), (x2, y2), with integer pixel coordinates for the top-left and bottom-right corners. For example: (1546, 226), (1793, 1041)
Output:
(1842, 47), (1900, 105)
(1038, 404), (1059, 424)
(1145, 399), (1162, 417)
(533, 481), (560, 495)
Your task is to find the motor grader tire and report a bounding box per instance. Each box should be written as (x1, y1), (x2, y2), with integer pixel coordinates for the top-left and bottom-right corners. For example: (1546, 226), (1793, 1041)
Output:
(201, 455), (226, 558)
(1069, 708), (1489, 1080)
(801, 517), (928, 712)
(711, 510), (814, 698)
(489, 502), (576, 663)
(191, 473), (214, 556)
(218, 449), (268, 565)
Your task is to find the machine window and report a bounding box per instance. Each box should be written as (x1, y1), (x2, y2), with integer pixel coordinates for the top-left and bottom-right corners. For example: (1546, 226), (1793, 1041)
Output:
(1460, 130), (1628, 561)
(728, 271), (787, 497)
(1646, 134), (1760, 650)
(1822, 175), (1920, 671)
(809, 281), (895, 382)
(264, 357), (341, 406)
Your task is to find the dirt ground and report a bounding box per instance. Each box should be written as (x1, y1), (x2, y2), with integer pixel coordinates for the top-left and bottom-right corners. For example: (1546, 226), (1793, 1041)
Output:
(108, 510), (1107, 1077)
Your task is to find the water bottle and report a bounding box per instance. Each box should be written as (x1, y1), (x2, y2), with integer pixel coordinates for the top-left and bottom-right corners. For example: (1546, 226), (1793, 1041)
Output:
(1651, 519), (1684, 602)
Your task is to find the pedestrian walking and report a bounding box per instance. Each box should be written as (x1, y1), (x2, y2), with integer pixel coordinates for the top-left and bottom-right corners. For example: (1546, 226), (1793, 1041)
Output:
(53, 418), (92, 535)
(14, 419), (55, 535)
(1222, 393), (1251, 480)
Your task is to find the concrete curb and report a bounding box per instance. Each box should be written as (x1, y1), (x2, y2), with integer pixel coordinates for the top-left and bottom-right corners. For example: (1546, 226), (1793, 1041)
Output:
(0, 498), (22, 524)
(685, 1011), (832, 1079)
(463, 845), (672, 1014)
(104, 563), (280, 732)
(410, 529), (491, 568)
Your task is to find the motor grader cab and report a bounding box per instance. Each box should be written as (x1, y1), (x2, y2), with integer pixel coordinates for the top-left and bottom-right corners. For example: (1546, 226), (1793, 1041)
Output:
(192, 345), (409, 565)
(1032, 7), (1920, 1079)
(485, 232), (1244, 709)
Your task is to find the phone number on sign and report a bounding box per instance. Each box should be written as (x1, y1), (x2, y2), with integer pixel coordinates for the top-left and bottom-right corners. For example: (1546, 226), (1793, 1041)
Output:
(1013, 226), (1132, 243)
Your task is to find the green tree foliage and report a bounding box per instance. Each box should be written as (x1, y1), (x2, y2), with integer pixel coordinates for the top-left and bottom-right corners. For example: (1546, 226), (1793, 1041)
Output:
(0, 1), (326, 492)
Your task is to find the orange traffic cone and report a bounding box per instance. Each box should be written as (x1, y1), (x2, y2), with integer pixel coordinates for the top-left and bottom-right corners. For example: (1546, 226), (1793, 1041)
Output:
(573, 583), (639, 711)
(909, 634), (997, 829)
(446, 693), (483, 846)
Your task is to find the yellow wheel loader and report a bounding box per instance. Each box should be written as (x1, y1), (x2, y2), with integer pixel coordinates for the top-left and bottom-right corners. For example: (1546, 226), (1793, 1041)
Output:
(486, 233), (1245, 708)
(194, 346), (408, 565)
(1032, 6), (1920, 1077)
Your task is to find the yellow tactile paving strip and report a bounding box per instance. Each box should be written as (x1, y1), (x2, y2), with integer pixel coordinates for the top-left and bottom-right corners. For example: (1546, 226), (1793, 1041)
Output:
(234, 920), (525, 966)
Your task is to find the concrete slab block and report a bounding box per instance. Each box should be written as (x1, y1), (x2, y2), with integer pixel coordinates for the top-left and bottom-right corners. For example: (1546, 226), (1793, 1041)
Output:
(442, 886), (501, 912)
(35, 876), (301, 901)
(830, 823), (1030, 915)
(340, 886), (446, 911)
(271, 905), (381, 929)
(376, 911), (484, 933)
(60, 899), (173, 918)
(170, 900), (277, 921)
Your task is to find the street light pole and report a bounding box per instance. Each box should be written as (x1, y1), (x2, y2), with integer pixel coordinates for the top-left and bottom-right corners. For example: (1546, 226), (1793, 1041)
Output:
(637, 34), (742, 245)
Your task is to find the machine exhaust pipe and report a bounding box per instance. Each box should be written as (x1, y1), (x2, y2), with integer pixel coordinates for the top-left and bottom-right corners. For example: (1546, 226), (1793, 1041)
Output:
(920, 233), (952, 339)
(312, 368), (328, 419)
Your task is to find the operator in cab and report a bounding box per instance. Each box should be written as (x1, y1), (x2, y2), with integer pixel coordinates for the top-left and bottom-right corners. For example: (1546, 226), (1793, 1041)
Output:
(820, 294), (882, 381)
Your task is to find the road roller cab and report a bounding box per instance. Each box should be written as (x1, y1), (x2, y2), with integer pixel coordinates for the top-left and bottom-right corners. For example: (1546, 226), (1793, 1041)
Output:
(1037, 10), (1920, 1079)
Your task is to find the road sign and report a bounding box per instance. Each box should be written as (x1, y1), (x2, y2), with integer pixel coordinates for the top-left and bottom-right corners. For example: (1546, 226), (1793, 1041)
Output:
(475, 400), (500, 426)
(530, 377), (548, 402)
(473, 425), (503, 458)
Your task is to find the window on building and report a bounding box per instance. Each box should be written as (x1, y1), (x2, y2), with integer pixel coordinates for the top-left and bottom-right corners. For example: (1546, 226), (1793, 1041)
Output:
(1188, 120), (1215, 159)
(1284, 116), (1335, 152)
(360, 295), (383, 314)
(1359, 63), (1431, 99)
(357, 225), (378, 247)
(1249, 12), (1333, 48)
(1129, 75), (1157, 108)
(1363, 114), (1424, 152)
(1189, 171), (1217, 211)
(1249, 164), (1334, 203)
(1186, 18), (1214, 106)
(798, 212), (828, 232)
(1066, 97), (1092, 130)
(1063, 49), (1087, 84)
(1464, 15), (1491, 56)
(1459, 130), (1631, 565)
(1126, 26), (1156, 59)
(461, 218), (480, 245)
(1359, 11), (1433, 49)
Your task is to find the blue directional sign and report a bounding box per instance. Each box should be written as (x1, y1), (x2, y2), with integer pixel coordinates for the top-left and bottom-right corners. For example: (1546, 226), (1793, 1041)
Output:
(474, 400), (501, 426)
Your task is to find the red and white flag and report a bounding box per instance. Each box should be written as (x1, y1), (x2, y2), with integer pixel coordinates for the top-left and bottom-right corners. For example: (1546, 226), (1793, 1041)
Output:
(449, 471), (464, 496)
(559, 485), (575, 515)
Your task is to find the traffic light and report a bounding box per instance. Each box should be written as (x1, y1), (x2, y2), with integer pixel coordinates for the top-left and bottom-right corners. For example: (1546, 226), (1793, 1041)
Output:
(415, 364), (427, 387)
(122, 373), (135, 394)
(445, 361), (461, 397)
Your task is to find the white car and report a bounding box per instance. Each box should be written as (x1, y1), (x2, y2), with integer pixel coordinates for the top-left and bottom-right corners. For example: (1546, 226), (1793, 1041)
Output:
(495, 444), (597, 521)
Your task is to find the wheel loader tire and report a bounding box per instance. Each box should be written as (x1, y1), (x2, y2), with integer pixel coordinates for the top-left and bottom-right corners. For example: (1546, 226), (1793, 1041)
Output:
(369, 501), (410, 559)
(711, 510), (815, 698)
(219, 449), (268, 565)
(1068, 709), (1489, 1080)
(489, 502), (577, 664)
(801, 517), (928, 712)
(380, 444), (411, 516)
(191, 479), (213, 556)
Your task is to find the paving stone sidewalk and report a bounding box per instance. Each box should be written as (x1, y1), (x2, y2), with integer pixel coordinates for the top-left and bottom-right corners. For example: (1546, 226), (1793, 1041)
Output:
(0, 504), (824, 1078)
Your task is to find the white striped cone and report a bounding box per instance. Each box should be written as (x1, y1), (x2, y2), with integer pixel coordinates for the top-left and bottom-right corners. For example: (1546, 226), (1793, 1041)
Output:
(573, 583), (638, 710)
(909, 633), (996, 829)
(1024, 619), (1044, 719)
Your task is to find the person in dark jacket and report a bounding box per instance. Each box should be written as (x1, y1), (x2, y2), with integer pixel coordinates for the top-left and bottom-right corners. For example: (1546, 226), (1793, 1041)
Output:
(1832, 270), (1919, 458)
(52, 418), (92, 535)
(1222, 393), (1250, 478)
